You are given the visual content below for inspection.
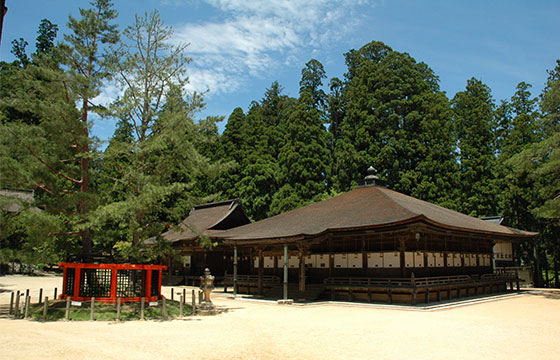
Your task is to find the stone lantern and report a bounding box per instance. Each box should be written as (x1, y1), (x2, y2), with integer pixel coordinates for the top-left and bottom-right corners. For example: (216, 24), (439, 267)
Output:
(199, 268), (217, 314)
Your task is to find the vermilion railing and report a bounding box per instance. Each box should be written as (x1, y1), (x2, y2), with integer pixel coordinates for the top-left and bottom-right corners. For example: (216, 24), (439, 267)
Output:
(58, 263), (167, 303)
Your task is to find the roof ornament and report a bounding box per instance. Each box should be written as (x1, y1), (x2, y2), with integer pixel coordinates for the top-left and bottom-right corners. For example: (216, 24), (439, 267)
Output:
(357, 166), (386, 188)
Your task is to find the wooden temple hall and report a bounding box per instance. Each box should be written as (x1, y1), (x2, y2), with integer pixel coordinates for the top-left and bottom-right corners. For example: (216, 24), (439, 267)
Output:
(156, 168), (537, 305)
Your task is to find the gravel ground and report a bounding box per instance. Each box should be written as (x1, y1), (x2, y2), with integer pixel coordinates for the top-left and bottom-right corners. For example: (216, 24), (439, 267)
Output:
(1, 274), (559, 360)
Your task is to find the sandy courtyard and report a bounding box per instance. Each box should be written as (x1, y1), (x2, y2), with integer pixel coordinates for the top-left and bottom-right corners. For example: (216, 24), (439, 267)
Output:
(1, 274), (559, 360)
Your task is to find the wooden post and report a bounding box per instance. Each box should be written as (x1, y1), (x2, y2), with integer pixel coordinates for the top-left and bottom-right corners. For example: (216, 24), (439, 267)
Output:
(65, 297), (70, 321)
(140, 297), (145, 320)
(171, 288), (174, 301)
(39, 288), (43, 304)
(411, 272), (416, 305)
(180, 295), (184, 317)
(233, 245), (238, 297)
(283, 244), (288, 300)
(298, 247), (306, 293)
(43, 296), (48, 320)
(15, 290), (20, 317)
(9, 292), (14, 316)
(198, 290), (203, 304)
(24, 296), (30, 318)
(89, 297), (95, 321)
(183, 288), (186, 303)
(192, 289), (196, 315)
(53, 287), (57, 300)
(258, 248), (264, 296)
(25, 289), (29, 300)
(162, 296), (167, 319)
(116, 297), (121, 321)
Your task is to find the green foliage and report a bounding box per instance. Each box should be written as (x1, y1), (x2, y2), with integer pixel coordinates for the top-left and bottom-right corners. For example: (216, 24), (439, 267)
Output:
(452, 78), (498, 216)
(336, 41), (458, 206)
(92, 11), (221, 261)
(28, 299), (191, 321)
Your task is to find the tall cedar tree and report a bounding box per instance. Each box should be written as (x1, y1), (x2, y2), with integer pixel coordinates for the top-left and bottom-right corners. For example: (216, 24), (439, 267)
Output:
(452, 78), (499, 217)
(216, 83), (296, 220)
(271, 59), (330, 215)
(337, 41), (458, 207)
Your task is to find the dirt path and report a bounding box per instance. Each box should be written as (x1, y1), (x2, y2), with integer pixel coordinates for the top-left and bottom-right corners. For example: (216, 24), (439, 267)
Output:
(1, 274), (559, 360)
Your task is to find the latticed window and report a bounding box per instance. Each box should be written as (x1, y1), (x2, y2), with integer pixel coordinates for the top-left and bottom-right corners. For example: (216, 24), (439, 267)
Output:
(79, 268), (112, 298)
(65, 268), (75, 296)
(117, 269), (145, 297)
(151, 269), (159, 296)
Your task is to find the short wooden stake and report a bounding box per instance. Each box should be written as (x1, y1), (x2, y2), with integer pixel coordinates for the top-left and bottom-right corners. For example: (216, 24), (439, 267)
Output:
(116, 297), (121, 321)
(25, 289), (29, 299)
(39, 288), (43, 304)
(65, 297), (70, 321)
(43, 296), (48, 320)
(183, 289), (186, 304)
(54, 288), (57, 299)
(162, 297), (167, 319)
(198, 291), (203, 304)
(9, 292), (14, 316)
(192, 290), (196, 315)
(90, 297), (95, 321)
(171, 288), (174, 301)
(180, 295), (184, 317)
(140, 297), (145, 320)
(15, 290), (20, 318)
(24, 296), (30, 318)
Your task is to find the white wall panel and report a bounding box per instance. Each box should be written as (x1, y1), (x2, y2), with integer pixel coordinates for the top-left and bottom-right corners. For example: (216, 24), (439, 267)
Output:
(348, 253), (362, 268)
(264, 256), (274, 268)
(384, 252), (400, 268)
(367, 253), (384, 268)
(316, 254), (329, 268)
(334, 253), (347, 268)
(414, 252), (424, 267)
(405, 252), (414, 268)
(288, 255), (299, 268)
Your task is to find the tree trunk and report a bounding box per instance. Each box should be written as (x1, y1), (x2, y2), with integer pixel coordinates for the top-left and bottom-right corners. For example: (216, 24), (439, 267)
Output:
(80, 100), (92, 262)
(554, 246), (559, 288)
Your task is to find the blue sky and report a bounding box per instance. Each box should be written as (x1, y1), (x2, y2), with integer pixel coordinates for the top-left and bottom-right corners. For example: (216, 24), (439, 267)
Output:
(1, 0), (559, 141)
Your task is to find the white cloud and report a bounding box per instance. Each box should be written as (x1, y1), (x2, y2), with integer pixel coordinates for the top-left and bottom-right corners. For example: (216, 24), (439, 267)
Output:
(174, 0), (374, 95)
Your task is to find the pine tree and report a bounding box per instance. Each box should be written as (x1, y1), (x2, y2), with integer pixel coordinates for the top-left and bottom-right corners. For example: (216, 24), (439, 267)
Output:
(92, 11), (220, 260)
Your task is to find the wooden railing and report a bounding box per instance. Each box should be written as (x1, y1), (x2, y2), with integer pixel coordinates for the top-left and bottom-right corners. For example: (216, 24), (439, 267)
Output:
(223, 274), (281, 284)
(324, 275), (473, 289)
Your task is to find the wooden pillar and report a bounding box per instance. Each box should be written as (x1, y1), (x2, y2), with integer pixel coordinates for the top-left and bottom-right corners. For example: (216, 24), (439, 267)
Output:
(258, 248), (264, 295)
(62, 267), (67, 297)
(298, 247), (306, 292)
(399, 238), (406, 278)
(233, 245), (238, 297)
(146, 269), (152, 298)
(73, 268), (81, 299)
(283, 244), (288, 300)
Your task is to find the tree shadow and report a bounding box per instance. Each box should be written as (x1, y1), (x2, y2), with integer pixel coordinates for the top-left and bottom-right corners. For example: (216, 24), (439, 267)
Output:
(526, 290), (560, 300)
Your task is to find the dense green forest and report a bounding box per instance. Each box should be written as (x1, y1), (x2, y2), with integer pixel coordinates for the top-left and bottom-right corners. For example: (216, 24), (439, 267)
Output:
(0, 1), (558, 286)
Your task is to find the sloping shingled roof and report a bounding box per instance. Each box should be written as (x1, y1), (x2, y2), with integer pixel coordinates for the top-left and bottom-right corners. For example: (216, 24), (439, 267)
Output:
(157, 199), (251, 243)
(214, 186), (537, 242)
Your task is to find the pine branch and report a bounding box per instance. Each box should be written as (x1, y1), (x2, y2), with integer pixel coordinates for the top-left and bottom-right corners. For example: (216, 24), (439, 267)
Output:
(7, 127), (82, 185)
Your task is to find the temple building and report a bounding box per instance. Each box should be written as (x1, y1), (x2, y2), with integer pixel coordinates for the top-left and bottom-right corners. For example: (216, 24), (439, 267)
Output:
(157, 169), (537, 304)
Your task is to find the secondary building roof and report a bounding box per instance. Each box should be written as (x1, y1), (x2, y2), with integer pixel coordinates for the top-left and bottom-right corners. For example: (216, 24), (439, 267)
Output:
(154, 199), (251, 244)
(214, 186), (537, 243)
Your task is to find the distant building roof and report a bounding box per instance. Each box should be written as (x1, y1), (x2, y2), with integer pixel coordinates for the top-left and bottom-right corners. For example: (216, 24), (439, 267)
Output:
(152, 199), (251, 244)
(214, 186), (537, 243)
(0, 189), (35, 213)
(480, 215), (505, 225)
